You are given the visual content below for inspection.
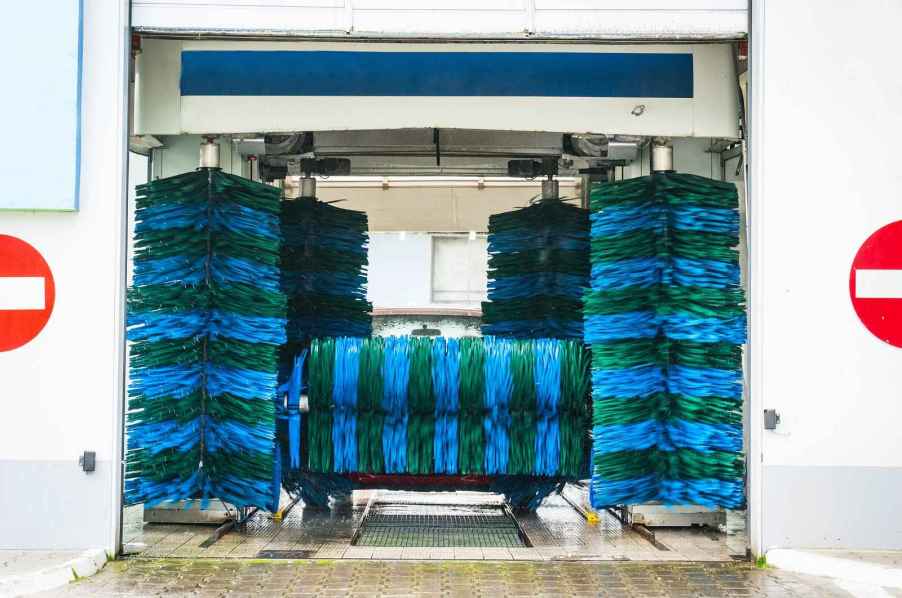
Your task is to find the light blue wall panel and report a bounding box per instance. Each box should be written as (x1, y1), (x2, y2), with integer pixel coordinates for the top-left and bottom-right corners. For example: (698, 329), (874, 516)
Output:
(0, 2), (82, 210)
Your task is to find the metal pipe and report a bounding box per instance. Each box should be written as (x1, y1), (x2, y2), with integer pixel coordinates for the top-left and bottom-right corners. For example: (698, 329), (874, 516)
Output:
(199, 140), (220, 168)
(300, 176), (316, 198)
(541, 178), (559, 200)
(651, 143), (673, 172)
(285, 175), (582, 190)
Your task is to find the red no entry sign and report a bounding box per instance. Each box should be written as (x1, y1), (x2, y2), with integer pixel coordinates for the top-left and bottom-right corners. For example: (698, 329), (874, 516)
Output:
(850, 221), (902, 347)
(0, 235), (55, 352)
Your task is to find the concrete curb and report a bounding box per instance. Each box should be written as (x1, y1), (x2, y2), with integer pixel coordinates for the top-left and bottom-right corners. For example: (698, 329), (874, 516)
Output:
(768, 549), (902, 591)
(0, 548), (107, 597)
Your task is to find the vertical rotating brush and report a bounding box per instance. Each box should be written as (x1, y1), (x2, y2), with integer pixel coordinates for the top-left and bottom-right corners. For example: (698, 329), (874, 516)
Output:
(585, 170), (746, 509)
(280, 196), (371, 341)
(658, 173), (745, 507)
(278, 189), (372, 497)
(585, 175), (663, 506)
(126, 168), (286, 511)
(480, 184), (591, 480)
(481, 199), (590, 340)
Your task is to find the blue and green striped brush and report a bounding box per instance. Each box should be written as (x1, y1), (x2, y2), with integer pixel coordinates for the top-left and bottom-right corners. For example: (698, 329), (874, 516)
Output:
(126, 168), (286, 512)
(585, 173), (746, 510)
(482, 201), (590, 340)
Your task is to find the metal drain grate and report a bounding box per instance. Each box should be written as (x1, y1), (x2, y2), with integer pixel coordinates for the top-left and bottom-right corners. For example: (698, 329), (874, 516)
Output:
(354, 503), (527, 548)
(256, 549), (317, 559)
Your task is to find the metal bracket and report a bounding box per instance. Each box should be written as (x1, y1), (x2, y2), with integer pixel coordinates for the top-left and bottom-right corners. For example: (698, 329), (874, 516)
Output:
(78, 451), (96, 473)
(763, 409), (781, 430)
(605, 505), (669, 551)
(199, 507), (258, 549)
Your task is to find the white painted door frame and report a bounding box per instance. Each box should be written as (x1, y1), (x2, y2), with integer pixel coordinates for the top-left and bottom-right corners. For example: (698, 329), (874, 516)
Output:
(746, 0), (764, 559)
(109, 0), (132, 556)
(112, 7), (763, 559)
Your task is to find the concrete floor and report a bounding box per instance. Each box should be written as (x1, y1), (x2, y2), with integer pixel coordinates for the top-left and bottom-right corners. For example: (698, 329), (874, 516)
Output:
(0, 551), (83, 577)
(123, 488), (745, 562)
(37, 558), (859, 597)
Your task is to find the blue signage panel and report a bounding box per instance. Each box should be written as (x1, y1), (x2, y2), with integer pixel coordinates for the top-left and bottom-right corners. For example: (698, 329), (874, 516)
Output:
(181, 51), (693, 99)
(0, 2), (82, 211)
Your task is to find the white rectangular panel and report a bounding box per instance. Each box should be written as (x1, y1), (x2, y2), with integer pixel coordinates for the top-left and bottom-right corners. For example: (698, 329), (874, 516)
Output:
(180, 95), (695, 135)
(0, 3), (81, 210)
(133, 0), (747, 37)
(352, 10), (527, 34)
(534, 10), (747, 39)
(432, 236), (488, 304)
(134, 39), (181, 136)
(535, 0), (744, 9)
(855, 270), (902, 299)
(354, 0), (523, 8)
(133, 3), (347, 32)
(0, 277), (46, 311)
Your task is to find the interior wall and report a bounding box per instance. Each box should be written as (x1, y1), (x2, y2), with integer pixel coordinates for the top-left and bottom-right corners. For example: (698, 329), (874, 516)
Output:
(0, 1), (130, 551)
(319, 183), (580, 232)
(753, 0), (902, 550)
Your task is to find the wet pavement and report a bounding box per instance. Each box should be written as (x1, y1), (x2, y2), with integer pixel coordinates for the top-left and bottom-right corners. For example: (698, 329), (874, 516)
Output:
(39, 558), (856, 597)
(124, 489), (745, 562)
(74, 489), (844, 596)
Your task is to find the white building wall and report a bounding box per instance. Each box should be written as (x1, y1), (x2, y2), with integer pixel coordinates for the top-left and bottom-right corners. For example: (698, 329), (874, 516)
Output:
(0, 1), (130, 550)
(8, 0), (902, 557)
(752, 0), (902, 551)
(132, 0), (747, 39)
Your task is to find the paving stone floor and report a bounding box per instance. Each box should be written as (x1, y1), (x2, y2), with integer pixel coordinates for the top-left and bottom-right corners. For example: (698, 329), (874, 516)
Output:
(39, 558), (857, 597)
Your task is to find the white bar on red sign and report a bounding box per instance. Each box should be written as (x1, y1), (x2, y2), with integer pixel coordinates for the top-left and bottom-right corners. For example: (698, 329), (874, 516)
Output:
(0, 277), (45, 310)
(855, 269), (902, 299)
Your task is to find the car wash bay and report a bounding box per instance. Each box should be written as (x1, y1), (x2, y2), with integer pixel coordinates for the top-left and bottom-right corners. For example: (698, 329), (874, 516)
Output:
(122, 38), (749, 562)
